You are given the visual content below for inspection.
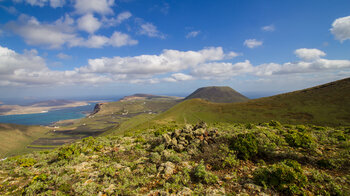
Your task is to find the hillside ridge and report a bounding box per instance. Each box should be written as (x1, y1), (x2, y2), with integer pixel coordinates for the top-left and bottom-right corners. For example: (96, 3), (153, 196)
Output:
(185, 86), (249, 103)
(150, 77), (350, 126)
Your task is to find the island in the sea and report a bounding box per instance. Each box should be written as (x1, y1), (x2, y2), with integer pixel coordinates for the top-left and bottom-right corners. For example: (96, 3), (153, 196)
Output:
(0, 99), (91, 115)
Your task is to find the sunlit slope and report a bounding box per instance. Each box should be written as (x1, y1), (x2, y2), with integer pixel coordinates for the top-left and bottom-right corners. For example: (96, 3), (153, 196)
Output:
(0, 123), (49, 158)
(185, 86), (249, 103)
(153, 77), (350, 126)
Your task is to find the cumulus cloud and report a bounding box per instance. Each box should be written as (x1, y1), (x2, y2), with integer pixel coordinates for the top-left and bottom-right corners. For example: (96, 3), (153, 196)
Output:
(79, 47), (231, 75)
(15, 0), (65, 8)
(5, 14), (80, 49)
(77, 14), (102, 34)
(116, 11), (132, 24)
(244, 39), (263, 48)
(49, 0), (65, 8)
(192, 60), (254, 79)
(192, 48), (350, 79)
(5, 15), (137, 49)
(164, 73), (193, 82)
(261, 25), (275, 32)
(74, 0), (115, 15)
(56, 52), (71, 59)
(331, 15), (350, 42)
(110, 31), (138, 47)
(1, 45), (348, 87)
(0, 5), (18, 14)
(186, 31), (200, 39)
(139, 22), (165, 39)
(101, 11), (132, 27)
(0, 45), (110, 86)
(294, 48), (326, 61)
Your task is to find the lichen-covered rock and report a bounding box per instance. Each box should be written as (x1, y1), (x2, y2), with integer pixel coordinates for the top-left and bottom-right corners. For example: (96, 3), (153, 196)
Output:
(158, 161), (175, 178)
(160, 123), (219, 152)
(177, 187), (192, 195)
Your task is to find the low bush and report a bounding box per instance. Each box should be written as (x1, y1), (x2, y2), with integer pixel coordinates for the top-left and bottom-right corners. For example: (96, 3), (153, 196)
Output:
(230, 132), (258, 160)
(284, 130), (314, 149)
(193, 160), (218, 184)
(253, 160), (308, 195)
(17, 157), (37, 167)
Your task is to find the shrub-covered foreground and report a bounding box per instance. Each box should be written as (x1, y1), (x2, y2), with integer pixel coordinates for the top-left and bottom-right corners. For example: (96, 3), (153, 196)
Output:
(0, 121), (349, 195)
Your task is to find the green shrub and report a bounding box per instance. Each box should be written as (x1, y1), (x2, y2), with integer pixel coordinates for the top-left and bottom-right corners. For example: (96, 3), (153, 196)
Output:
(17, 157), (37, 167)
(153, 144), (165, 152)
(269, 120), (282, 127)
(222, 151), (239, 168)
(330, 130), (347, 141)
(317, 158), (340, 169)
(253, 160), (308, 195)
(284, 130), (314, 149)
(230, 132), (258, 160)
(149, 152), (161, 163)
(194, 160), (218, 184)
(101, 166), (116, 177)
(167, 154), (181, 163)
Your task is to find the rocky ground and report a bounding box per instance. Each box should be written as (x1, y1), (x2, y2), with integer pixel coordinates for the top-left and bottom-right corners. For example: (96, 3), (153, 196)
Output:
(0, 121), (349, 195)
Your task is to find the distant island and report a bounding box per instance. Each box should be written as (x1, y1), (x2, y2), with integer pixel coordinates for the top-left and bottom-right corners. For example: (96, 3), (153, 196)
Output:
(0, 100), (90, 115)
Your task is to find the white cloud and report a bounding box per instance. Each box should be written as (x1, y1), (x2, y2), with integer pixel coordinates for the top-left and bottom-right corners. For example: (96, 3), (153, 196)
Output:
(192, 60), (254, 79)
(6, 14), (80, 49)
(0, 45), (111, 86)
(294, 48), (326, 61)
(139, 22), (165, 39)
(164, 73), (193, 82)
(101, 11), (132, 27)
(74, 0), (115, 15)
(56, 52), (71, 59)
(116, 11), (132, 24)
(49, 0), (65, 8)
(244, 39), (263, 48)
(186, 31), (200, 39)
(254, 59), (350, 76)
(79, 47), (233, 76)
(331, 15), (350, 42)
(110, 31), (138, 47)
(1, 44), (348, 87)
(83, 35), (109, 48)
(77, 14), (102, 34)
(0, 5), (18, 14)
(191, 48), (350, 79)
(15, 0), (65, 8)
(5, 15), (137, 49)
(262, 25), (275, 32)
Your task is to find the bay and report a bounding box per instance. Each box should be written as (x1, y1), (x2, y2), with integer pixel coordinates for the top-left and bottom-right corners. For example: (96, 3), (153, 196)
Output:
(0, 103), (97, 125)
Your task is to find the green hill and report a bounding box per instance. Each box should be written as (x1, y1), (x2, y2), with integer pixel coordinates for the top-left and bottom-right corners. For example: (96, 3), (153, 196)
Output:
(185, 86), (249, 103)
(0, 123), (49, 158)
(150, 77), (350, 126)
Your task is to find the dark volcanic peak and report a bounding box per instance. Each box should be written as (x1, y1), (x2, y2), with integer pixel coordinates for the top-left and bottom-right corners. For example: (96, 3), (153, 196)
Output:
(185, 86), (249, 103)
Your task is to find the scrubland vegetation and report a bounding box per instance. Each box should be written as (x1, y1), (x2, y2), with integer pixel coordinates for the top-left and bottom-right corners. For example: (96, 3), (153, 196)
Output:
(1, 121), (349, 195)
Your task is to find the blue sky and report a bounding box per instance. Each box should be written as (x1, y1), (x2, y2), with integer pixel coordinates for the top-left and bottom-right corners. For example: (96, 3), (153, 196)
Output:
(0, 0), (350, 100)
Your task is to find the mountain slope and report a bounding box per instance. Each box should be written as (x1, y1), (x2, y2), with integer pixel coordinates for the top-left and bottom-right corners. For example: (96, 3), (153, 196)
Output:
(151, 77), (350, 126)
(0, 123), (49, 158)
(185, 86), (249, 103)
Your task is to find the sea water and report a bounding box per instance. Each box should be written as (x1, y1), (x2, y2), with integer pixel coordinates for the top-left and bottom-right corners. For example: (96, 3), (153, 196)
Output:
(0, 103), (97, 125)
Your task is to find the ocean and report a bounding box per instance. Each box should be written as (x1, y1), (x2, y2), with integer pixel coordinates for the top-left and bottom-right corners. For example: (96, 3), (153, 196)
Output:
(0, 103), (97, 126)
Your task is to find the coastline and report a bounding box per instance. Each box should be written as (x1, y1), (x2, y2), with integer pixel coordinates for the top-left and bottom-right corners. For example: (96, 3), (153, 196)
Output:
(0, 101), (90, 116)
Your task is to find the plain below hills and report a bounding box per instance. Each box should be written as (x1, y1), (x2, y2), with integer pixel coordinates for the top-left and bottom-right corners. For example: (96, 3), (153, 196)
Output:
(146, 77), (350, 127)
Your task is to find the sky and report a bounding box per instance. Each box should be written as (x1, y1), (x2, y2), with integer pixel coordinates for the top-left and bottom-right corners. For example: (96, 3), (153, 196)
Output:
(0, 0), (350, 100)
